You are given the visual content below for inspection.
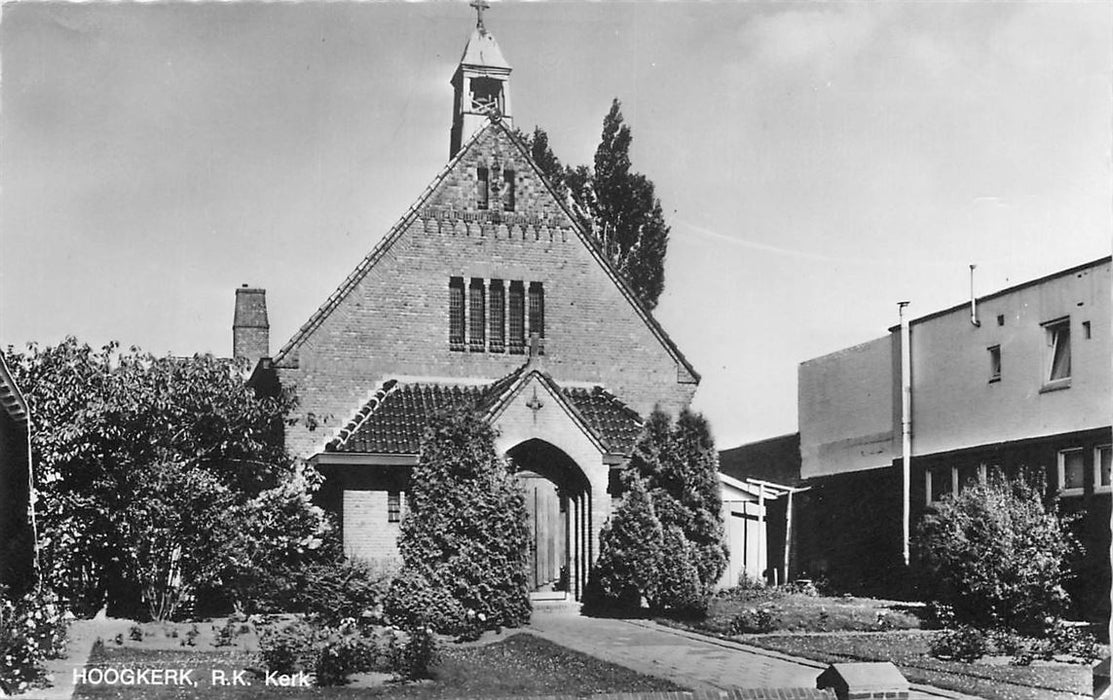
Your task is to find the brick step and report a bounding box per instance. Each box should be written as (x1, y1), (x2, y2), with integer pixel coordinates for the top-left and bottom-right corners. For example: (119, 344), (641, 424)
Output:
(530, 597), (582, 613)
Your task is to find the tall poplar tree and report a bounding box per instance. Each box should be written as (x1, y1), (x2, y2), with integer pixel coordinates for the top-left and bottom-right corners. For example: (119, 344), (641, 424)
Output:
(521, 99), (671, 310)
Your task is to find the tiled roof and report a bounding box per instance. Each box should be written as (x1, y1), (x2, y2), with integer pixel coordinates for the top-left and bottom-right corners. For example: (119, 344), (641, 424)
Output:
(561, 386), (643, 455)
(0, 354), (28, 426)
(327, 369), (642, 456)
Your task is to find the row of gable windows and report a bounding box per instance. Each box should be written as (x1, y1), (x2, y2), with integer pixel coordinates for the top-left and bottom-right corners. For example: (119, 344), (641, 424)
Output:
(477, 167), (516, 212)
(449, 277), (543, 353)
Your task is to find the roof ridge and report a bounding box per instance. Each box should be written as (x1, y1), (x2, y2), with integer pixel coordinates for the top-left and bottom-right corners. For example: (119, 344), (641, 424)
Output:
(497, 124), (701, 385)
(329, 378), (399, 450)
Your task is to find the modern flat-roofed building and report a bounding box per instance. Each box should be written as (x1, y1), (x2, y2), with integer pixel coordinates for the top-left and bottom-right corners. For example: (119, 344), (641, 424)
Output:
(792, 256), (1110, 616)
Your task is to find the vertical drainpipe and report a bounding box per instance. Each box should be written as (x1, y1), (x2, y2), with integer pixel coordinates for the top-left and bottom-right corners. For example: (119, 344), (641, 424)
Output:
(969, 265), (981, 327)
(27, 414), (41, 585)
(757, 484), (766, 584)
(898, 301), (912, 566)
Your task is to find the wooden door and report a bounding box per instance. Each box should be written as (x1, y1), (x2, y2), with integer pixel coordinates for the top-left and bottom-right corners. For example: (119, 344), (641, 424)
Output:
(520, 473), (564, 591)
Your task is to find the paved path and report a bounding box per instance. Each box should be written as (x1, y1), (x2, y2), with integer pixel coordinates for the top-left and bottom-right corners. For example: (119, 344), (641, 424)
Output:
(528, 610), (978, 700)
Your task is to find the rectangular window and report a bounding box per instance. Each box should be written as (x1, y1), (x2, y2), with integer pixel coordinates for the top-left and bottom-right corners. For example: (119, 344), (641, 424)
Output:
(508, 281), (525, 354)
(489, 279), (505, 353)
(388, 491), (401, 523)
(1058, 448), (1085, 495)
(528, 281), (545, 340)
(1096, 445), (1111, 493)
(469, 278), (485, 351)
(957, 464), (982, 491)
(477, 167), (489, 210)
(504, 170), (516, 211)
(927, 466), (954, 504)
(449, 277), (465, 350)
(1083, 321), (1092, 339)
(988, 345), (1001, 382)
(1046, 319), (1071, 383)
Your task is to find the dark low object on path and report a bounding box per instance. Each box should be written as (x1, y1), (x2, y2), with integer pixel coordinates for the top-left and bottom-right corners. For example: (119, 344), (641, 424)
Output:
(816, 662), (909, 700)
(1095, 656), (1111, 699)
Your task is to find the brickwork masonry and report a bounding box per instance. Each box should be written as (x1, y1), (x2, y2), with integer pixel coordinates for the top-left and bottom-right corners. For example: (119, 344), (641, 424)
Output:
(275, 124), (697, 459)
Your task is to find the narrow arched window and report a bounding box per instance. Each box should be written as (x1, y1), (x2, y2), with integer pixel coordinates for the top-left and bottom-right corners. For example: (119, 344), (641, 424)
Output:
(477, 167), (489, 210)
(469, 278), (486, 351)
(489, 279), (505, 353)
(508, 281), (525, 354)
(528, 281), (545, 340)
(503, 170), (516, 211)
(449, 277), (465, 350)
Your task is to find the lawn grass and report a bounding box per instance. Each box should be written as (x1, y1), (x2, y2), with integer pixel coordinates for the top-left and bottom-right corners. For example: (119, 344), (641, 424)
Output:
(72, 632), (686, 699)
(660, 590), (1096, 700)
(747, 631), (1093, 700)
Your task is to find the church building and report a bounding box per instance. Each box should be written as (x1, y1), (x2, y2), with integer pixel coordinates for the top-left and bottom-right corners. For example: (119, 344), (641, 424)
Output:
(239, 9), (699, 600)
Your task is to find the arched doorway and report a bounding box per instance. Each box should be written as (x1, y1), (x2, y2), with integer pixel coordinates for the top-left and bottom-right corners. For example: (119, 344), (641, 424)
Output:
(507, 439), (591, 600)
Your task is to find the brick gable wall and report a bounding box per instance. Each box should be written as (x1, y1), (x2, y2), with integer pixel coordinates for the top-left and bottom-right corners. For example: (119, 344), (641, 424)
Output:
(277, 124), (696, 459)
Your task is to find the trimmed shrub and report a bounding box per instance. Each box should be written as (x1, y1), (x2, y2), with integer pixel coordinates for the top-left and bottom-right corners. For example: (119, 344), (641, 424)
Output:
(624, 409), (727, 596)
(258, 618), (315, 675)
(584, 477), (663, 612)
(312, 622), (376, 687)
(929, 625), (988, 662)
(258, 617), (377, 687)
(652, 525), (704, 615)
(389, 409), (530, 635)
(913, 471), (1077, 634)
(726, 608), (778, 635)
(391, 627), (440, 681)
(384, 568), (466, 634)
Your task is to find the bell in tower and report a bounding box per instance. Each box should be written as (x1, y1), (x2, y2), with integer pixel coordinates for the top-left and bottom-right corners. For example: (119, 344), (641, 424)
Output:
(450, 0), (513, 158)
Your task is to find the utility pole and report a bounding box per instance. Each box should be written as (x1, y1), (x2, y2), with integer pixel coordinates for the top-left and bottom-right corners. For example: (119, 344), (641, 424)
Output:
(898, 301), (912, 566)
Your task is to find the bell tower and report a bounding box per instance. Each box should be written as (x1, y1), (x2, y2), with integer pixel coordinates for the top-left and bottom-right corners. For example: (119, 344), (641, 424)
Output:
(450, 0), (513, 158)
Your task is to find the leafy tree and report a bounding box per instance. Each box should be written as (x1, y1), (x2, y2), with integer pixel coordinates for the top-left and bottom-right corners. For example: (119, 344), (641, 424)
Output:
(521, 99), (670, 310)
(522, 126), (565, 194)
(388, 408), (530, 634)
(913, 471), (1078, 634)
(2, 338), (323, 618)
(624, 408), (727, 594)
(584, 476), (663, 612)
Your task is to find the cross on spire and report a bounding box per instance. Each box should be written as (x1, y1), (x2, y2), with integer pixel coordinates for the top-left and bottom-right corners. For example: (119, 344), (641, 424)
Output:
(470, 0), (490, 30)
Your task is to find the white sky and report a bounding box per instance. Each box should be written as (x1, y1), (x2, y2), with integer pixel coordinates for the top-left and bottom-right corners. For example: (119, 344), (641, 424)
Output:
(2, 2), (1110, 449)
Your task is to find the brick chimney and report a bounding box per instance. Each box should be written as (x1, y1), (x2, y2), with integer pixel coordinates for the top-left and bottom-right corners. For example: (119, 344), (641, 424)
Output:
(233, 284), (269, 367)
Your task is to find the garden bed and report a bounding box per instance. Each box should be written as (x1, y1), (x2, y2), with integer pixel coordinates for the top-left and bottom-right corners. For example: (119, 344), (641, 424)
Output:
(72, 631), (686, 698)
(664, 588), (923, 635)
(747, 631), (1093, 700)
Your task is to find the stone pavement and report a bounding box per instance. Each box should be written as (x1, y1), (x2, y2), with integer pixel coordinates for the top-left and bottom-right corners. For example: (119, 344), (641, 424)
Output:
(528, 609), (980, 700)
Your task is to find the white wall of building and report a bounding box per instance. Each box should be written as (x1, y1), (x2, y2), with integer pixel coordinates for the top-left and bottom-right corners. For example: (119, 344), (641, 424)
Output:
(799, 336), (895, 479)
(910, 260), (1110, 457)
(797, 258), (1111, 479)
